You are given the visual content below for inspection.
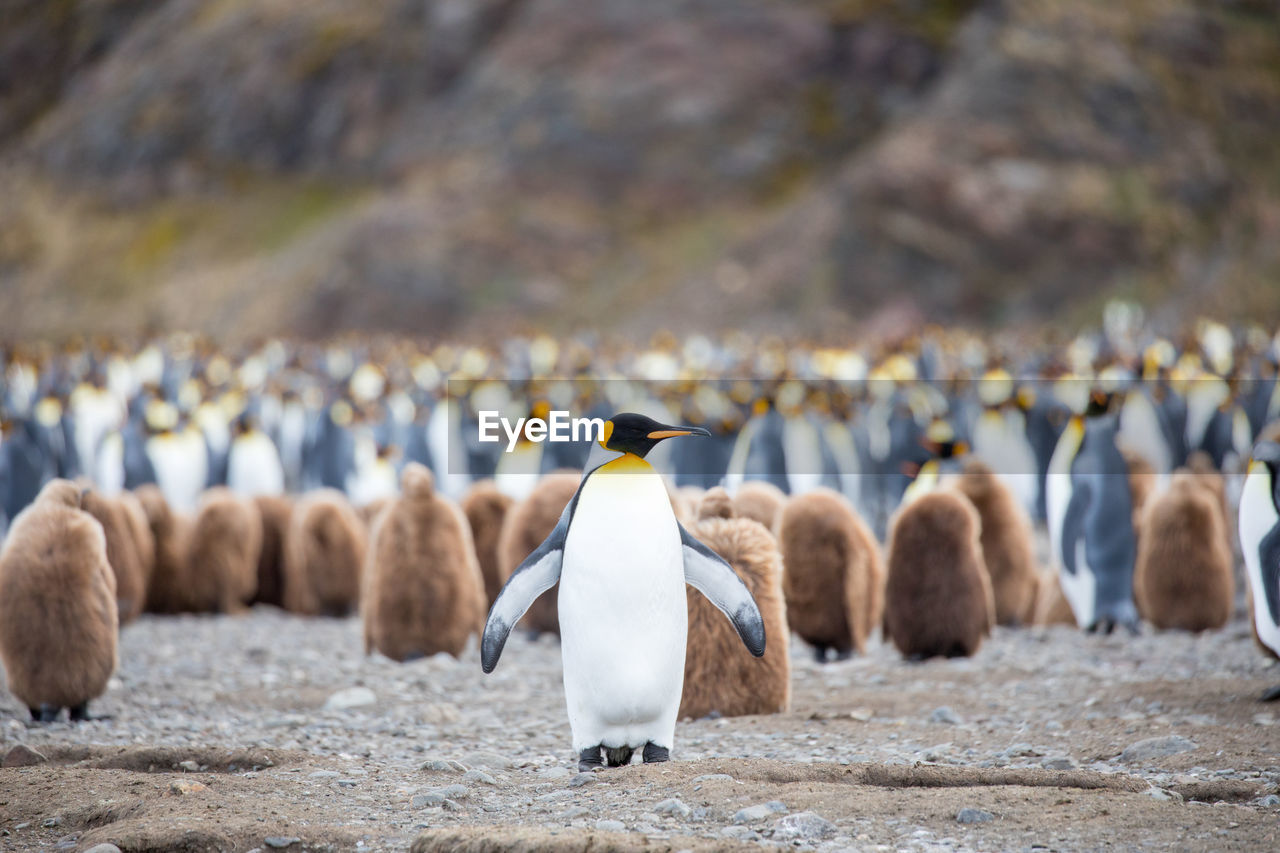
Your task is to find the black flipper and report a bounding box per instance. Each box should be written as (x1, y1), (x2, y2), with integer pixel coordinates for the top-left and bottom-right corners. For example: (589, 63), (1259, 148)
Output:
(481, 478), (586, 673)
(678, 521), (765, 657)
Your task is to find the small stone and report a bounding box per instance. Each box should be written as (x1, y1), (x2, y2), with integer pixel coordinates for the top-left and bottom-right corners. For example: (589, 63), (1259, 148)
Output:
(435, 784), (468, 799)
(466, 750), (513, 770)
(931, 707), (961, 725)
(540, 766), (572, 781)
(413, 793), (445, 808)
(178, 760), (200, 772)
(655, 798), (692, 819)
(1146, 787), (1184, 803)
(1042, 756), (1077, 771)
(733, 801), (788, 823)
(595, 819), (626, 832)
(264, 837), (301, 849)
(562, 806), (590, 819)
(324, 687), (376, 710)
(2, 745), (47, 767)
(720, 826), (758, 840)
(42, 818), (63, 828)
(1119, 736), (1197, 764)
(849, 707), (873, 722)
(168, 780), (208, 795)
(1254, 794), (1280, 807)
(309, 770), (340, 779)
(691, 773), (734, 783)
(441, 799), (464, 811)
(335, 779), (358, 787)
(567, 773), (595, 788)
(83, 845), (123, 853)
(956, 808), (994, 824)
(462, 769), (497, 786)
(772, 811), (837, 841)
(419, 760), (465, 773)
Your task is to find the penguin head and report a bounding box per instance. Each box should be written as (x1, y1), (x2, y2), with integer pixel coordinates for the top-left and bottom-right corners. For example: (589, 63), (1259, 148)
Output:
(919, 418), (968, 460)
(599, 412), (709, 458)
(1250, 440), (1280, 481)
(1084, 389), (1120, 417)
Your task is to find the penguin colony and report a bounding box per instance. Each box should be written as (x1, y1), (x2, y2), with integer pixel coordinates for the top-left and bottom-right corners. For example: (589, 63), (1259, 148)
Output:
(3, 314), (1280, 734)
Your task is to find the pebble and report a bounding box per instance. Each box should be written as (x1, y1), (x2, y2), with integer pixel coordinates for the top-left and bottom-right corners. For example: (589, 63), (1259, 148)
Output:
(1146, 788), (1185, 803)
(655, 798), (692, 819)
(733, 801), (788, 823)
(420, 759), (466, 773)
(567, 773), (595, 788)
(956, 808), (994, 824)
(1254, 794), (1280, 807)
(324, 687), (376, 710)
(434, 784), (469, 799)
(562, 806), (590, 819)
(178, 760), (201, 772)
(411, 793), (442, 808)
(335, 779), (358, 787)
(264, 837), (301, 848)
(83, 845), (123, 853)
(772, 811), (837, 841)
(595, 819), (627, 832)
(931, 706), (961, 725)
(1042, 756), (1077, 771)
(2, 745), (47, 768)
(692, 773), (735, 783)
(462, 769), (497, 785)
(168, 780), (208, 795)
(309, 770), (340, 779)
(540, 766), (571, 781)
(720, 826), (759, 840)
(467, 750), (513, 770)
(1119, 736), (1198, 764)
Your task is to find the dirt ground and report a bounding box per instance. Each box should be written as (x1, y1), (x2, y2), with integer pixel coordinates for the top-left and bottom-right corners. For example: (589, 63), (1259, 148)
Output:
(2, 605), (1279, 852)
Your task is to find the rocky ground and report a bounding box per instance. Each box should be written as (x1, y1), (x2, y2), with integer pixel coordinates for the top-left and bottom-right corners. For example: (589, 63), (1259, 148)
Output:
(1, 607), (1279, 852)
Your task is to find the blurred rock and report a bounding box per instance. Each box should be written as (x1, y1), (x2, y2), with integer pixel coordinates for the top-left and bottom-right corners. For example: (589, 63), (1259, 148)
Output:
(1119, 735), (1197, 763)
(2, 0), (1279, 336)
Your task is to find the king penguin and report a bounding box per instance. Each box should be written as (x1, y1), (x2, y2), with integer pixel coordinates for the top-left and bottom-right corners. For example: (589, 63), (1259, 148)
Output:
(1045, 391), (1139, 634)
(481, 413), (766, 771)
(1239, 436), (1280, 701)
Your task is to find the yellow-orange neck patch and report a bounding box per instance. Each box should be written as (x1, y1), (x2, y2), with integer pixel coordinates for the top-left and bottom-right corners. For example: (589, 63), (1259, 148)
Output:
(601, 452), (653, 474)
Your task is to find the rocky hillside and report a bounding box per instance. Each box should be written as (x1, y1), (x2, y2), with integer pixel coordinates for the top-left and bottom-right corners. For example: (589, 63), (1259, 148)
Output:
(2, 0), (1278, 340)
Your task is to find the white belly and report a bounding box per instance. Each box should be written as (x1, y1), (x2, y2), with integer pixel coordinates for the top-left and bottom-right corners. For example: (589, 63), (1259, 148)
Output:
(559, 467), (687, 752)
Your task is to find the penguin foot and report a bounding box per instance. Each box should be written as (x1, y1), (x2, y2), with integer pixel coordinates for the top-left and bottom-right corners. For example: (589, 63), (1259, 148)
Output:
(605, 746), (633, 767)
(578, 747), (604, 773)
(32, 705), (60, 723)
(642, 743), (669, 764)
(69, 702), (109, 722)
(1261, 685), (1280, 702)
